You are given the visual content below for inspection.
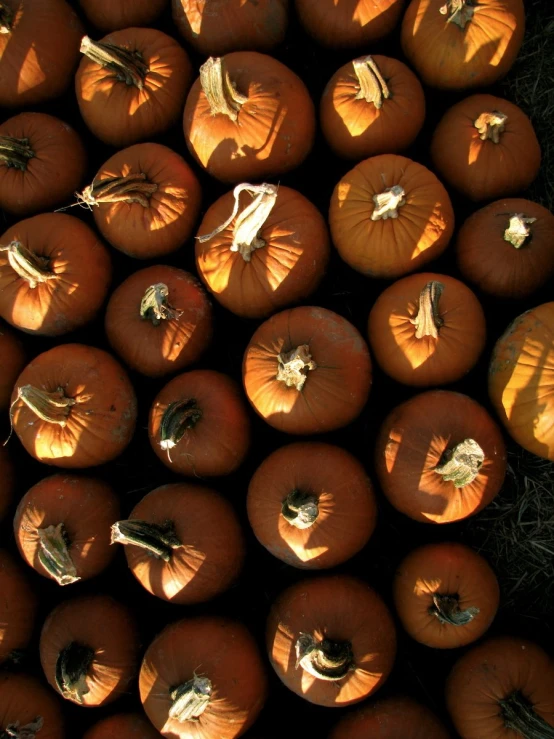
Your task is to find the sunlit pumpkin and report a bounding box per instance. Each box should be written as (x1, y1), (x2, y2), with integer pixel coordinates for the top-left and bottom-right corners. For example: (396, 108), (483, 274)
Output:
(0, 549), (37, 664)
(0, 672), (64, 739)
(0, 319), (25, 410)
(83, 713), (160, 739)
(79, 0), (167, 31)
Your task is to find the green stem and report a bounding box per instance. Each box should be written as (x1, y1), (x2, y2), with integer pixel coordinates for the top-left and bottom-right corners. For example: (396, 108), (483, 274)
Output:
(353, 56), (391, 109)
(500, 692), (554, 739)
(55, 642), (95, 704)
(169, 676), (213, 723)
(295, 633), (354, 681)
(281, 490), (319, 529)
(430, 594), (479, 625)
(159, 399), (203, 457)
(80, 36), (148, 88)
(434, 438), (485, 488)
(37, 523), (79, 586)
(410, 280), (444, 340)
(110, 519), (181, 562)
(0, 136), (35, 170)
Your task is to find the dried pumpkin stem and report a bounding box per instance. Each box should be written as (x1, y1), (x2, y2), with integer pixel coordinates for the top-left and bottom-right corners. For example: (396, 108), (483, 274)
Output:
(37, 523), (80, 586)
(439, 0), (475, 28)
(353, 56), (390, 109)
(140, 283), (183, 326)
(410, 280), (444, 339)
(159, 399), (203, 459)
(281, 490), (319, 529)
(0, 3), (12, 34)
(1, 717), (44, 738)
(371, 185), (406, 220)
(169, 676), (212, 723)
(503, 213), (537, 249)
(276, 345), (317, 391)
(17, 385), (75, 427)
(430, 593), (479, 625)
(77, 173), (158, 209)
(434, 438), (485, 488)
(80, 36), (148, 89)
(474, 111), (508, 143)
(199, 56), (248, 121)
(55, 642), (95, 704)
(110, 519), (181, 562)
(0, 241), (58, 288)
(0, 136), (35, 170)
(500, 691), (554, 739)
(295, 633), (354, 681)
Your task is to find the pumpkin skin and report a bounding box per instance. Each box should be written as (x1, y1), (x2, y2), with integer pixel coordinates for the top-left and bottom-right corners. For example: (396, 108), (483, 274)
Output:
(367, 272), (487, 387)
(10, 343), (137, 468)
(79, 0), (167, 31)
(14, 474), (120, 586)
(393, 542), (499, 649)
(172, 0), (289, 56)
(430, 94), (541, 202)
(320, 54), (426, 160)
(247, 441), (377, 569)
(195, 183), (330, 318)
(243, 305), (372, 434)
(0, 446), (15, 522)
(0, 673), (64, 739)
(489, 303), (554, 460)
(401, 0), (525, 90)
(0, 320), (25, 410)
(148, 370), (250, 477)
(0, 549), (37, 664)
(76, 27), (193, 147)
(456, 198), (554, 299)
(375, 390), (507, 524)
(445, 636), (554, 739)
(329, 154), (454, 279)
(183, 52), (315, 183)
(266, 574), (396, 707)
(0, 213), (112, 336)
(139, 616), (268, 739)
(0, 0), (84, 107)
(83, 713), (161, 739)
(40, 595), (140, 707)
(105, 265), (213, 378)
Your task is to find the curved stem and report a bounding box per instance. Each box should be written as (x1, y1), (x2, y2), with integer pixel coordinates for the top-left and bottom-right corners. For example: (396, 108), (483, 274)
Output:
(140, 284), (183, 326)
(199, 56), (248, 121)
(110, 519), (181, 562)
(295, 633), (354, 681)
(276, 345), (317, 391)
(353, 56), (390, 109)
(1, 717), (44, 738)
(78, 173), (158, 209)
(410, 280), (444, 339)
(37, 523), (79, 586)
(80, 36), (148, 88)
(500, 691), (554, 739)
(371, 185), (406, 220)
(55, 642), (95, 704)
(430, 594), (479, 625)
(0, 136), (35, 170)
(159, 399), (203, 457)
(0, 241), (58, 289)
(0, 3), (12, 34)
(434, 438), (485, 488)
(504, 213), (537, 249)
(169, 676), (212, 723)
(281, 490), (319, 529)
(474, 111), (508, 143)
(16, 385), (75, 427)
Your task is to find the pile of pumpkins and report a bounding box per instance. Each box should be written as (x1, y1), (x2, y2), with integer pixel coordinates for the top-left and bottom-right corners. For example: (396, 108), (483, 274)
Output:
(1, 0), (554, 738)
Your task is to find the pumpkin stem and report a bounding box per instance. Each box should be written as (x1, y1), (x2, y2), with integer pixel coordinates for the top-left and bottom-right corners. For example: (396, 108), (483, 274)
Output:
(0, 3), (12, 34)
(199, 56), (248, 121)
(503, 213), (537, 249)
(158, 399), (203, 461)
(500, 691), (554, 739)
(0, 136), (35, 170)
(0, 241), (58, 289)
(140, 283), (183, 326)
(281, 490), (319, 529)
(295, 633), (354, 681)
(0, 717), (44, 739)
(430, 594), (479, 625)
(439, 0), (475, 28)
(196, 182), (278, 262)
(474, 111), (508, 143)
(434, 438), (485, 488)
(110, 519), (182, 562)
(37, 523), (80, 586)
(169, 675), (213, 723)
(410, 280), (444, 340)
(16, 385), (75, 427)
(77, 173), (158, 209)
(55, 642), (95, 704)
(80, 36), (148, 89)
(371, 185), (406, 220)
(353, 56), (391, 109)
(276, 345), (317, 391)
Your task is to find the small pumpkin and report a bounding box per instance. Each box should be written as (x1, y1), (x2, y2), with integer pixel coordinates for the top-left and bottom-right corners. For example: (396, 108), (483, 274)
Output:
(0, 320), (25, 410)
(0, 673), (64, 739)
(83, 713), (161, 739)
(183, 53), (315, 183)
(0, 549), (37, 664)
(430, 93), (541, 202)
(0, 446), (15, 522)
(329, 154), (454, 278)
(79, 0), (167, 31)
(376, 390), (506, 524)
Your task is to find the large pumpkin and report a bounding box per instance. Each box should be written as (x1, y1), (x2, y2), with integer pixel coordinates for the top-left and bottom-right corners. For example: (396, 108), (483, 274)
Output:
(0, 549), (37, 664)
(0, 319), (25, 410)
(79, 0), (167, 31)
(0, 673), (64, 739)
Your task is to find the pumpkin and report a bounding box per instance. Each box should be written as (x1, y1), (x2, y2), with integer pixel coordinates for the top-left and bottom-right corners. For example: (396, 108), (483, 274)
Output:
(0, 673), (64, 739)
(0, 213), (112, 336)
(0, 320), (25, 410)
(243, 305), (372, 434)
(0, 446), (15, 522)
(148, 370), (250, 477)
(401, 0), (525, 90)
(10, 343), (137, 468)
(75, 27), (192, 147)
(14, 474), (120, 586)
(139, 616), (268, 739)
(40, 594), (140, 707)
(320, 54), (426, 160)
(111, 483), (245, 604)
(295, 0), (405, 48)
(183, 53), (315, 183)
(456, 198), (554, 299)
(375, 390), (507, 524)
(172, 0), (288, 56)
(195, 182), (330, 318)
(329, 695), (451, 739)
(247, 441), (377, 569)
(83, 713), (161, 739)
(430, 93), (541, 202)
(329, 154), (454, 278)
(79, 0), (167, 31)
(0, 0), (84, 107)
(105, 265), (213, 377)
(367, 272), (487, 387)
(489, 302), (554, 460)
(0, 112), (86, 217)
(75, 142), (202, 260)
(446, 636), (554, 738)
(266, 574), (396, 707)
(0, 549), (37, 664)
(393, 541), (499, 649)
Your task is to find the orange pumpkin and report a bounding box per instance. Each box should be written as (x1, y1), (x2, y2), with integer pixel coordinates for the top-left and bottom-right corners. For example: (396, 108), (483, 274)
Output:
(0, 319), (25, 410)
(0, 213), (112, 336)
(0, 673), (64, 739)
(0, 446), (15, 522)
(243, 305), (372, 434)
(10, 343), (137, 468)
(195, 182), (330, 318)
(0, 549), (37, 664)
(105, 265), (213, 377)
(367, 272), (487, 387)
(266, 574), (396, 707)
(247, 441), (377, 569)
(456, 198), (554, 299)
(430, 93), (541, 202)
(376, 390), (506, 524)
(148, 370), (250, 477)
(183, 52), (315, 183)
(139, 616), (268, 739)
(83, 713), (161, 739)
(76, 28), (192, 147)
(14, 474), (120, 586)
(320, 55), (426, 160)
(401, 0), (525, 90)
(79, 0), (167, 31)
(329, 154), (454, 278)
(446, 636), (554, 738)
(393, 541), (499, 648)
